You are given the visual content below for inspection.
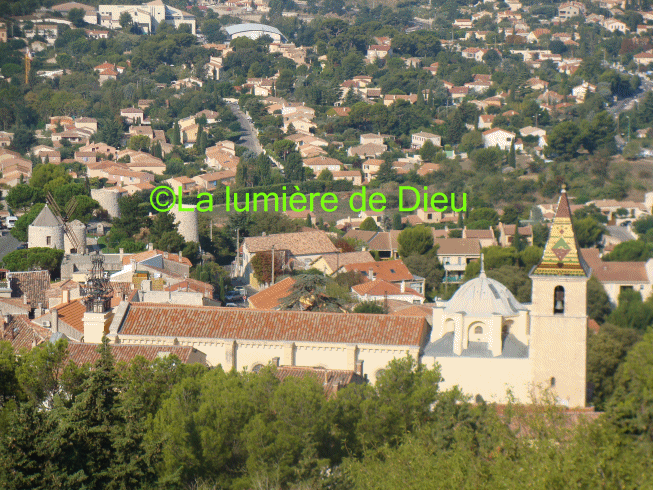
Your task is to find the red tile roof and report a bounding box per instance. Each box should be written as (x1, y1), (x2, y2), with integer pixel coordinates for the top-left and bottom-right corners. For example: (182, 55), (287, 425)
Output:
(273, 366), (366, 396)
(341, 259), (414, 282)
(352, 279), (422, 297)
(581, 248), (649, 282)
(248, 277), (296, 309)
(118, 303), (427, 347)
(52, 299), (87, 334)
(65, 343), (205, 365)
(0, 315), (50, 352)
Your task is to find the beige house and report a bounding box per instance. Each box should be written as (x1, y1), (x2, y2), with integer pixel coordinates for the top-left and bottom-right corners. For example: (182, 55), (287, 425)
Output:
(581, 248), (653, 306)
(434, 238), (481, 283)
(498, 223), (534, 247)
(310, 251), (375, 275)
(411, 132), (442, 149)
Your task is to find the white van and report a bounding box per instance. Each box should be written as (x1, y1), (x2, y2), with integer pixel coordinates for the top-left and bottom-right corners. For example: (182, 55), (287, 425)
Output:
(5, 216), (18, 229)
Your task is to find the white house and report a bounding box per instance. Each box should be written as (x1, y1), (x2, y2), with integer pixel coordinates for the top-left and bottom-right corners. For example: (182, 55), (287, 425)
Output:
(482, 128), (516, 151)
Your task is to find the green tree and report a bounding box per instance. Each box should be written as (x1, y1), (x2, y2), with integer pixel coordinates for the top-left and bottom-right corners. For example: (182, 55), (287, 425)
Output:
(353, 301), (387, 314)
(11, 128), (36, 154)
(398, 226), (434, 257)
(508, 139), (516, 167)
(119, 11), (133, 30)
(472, 147), (504, 172)
(67, 8), (85, 27)
(128, 134), (151, 152)
(375, 160), (398, 184)
(587, 324), (641, 410)
(608, 328), (653, 440)
(280, 274), (346, 312)
(546, 121), (581, 159)
(573, 216), (605, 248)
(359, 217), (378, 231)
(419, 140), (438, 161)
(10, 202), (45, 241)
(6, 183), (39, 213)
(604, 240), (653, 262)
(2, 248), (64, 276)
(587, 275), (612, 323)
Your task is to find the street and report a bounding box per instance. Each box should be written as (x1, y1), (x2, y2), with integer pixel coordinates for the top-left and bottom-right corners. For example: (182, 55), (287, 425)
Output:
(226, 101), (263, 155)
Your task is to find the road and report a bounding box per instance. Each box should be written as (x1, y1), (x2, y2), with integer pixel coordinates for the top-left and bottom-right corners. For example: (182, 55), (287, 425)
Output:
(606, 225), (636, 243)
(226, 101), (263, 155)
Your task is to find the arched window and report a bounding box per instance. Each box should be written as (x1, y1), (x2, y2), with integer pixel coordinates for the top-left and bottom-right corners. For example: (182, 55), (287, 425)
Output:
(554, 286), (565, 314)
(251, 364), (264, 373)
(550, 377), (556, 387)
(474, 326), (483, 334)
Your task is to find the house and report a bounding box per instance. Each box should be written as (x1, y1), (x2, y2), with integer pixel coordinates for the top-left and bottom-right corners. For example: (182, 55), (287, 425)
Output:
(360, 133), (390, 146)
(634, 51), (653, 65)
(347, 143), (387, 158)
(338, 259), (425, 295)
(453, 19), (473, 28)
(462, 227), (497, 248)
(248, 277), (296, 310)
(332, 170), (363, 186)
(192, 170), (237, 190)
(498, 223), (534, 247)
(361, 159), (384, 181)
(303, 156), (342, 174)
(526, 78), (549, 91)
(580, 248), (653, 306)
(411, 132), (441, 149)
(434, 238), (481, 283)
(557, 1), (585, 18)
(366, 44), (392, 60)
(241, 230), (338, 280)
(120, 108), (145, 124)
(310, 251), (375, 275)
(603, 19), (628, 33)
(482, 128), (516, 151)
(478, 114), (495, 129)
(352, 279), (424, 305)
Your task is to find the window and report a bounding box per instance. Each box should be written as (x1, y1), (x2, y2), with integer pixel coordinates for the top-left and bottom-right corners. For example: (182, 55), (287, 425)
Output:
(550, 377), (556, 387)
(251, 364), (263, 373)
(46, 236), (51, 245)
(554, 286), (565, 314)
(474, 326), (483, 334)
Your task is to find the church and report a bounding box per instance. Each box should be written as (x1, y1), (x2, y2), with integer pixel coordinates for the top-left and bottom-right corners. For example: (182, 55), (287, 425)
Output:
(19, 191), (588, 407)
(422, 188), (589, 407)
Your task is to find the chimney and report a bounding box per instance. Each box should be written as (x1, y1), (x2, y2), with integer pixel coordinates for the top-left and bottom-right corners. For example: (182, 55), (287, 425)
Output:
(52, 307), (59, 333)
(355, 360), (364, 377)
(148, 243), (153, 251)
(164, 251), (169, 259)
(62, 289), (70, 304)
(401, 280), (406, 293)
(119, 248), (124, 261)
(178, 251), (182, 259)
(37, 303), (43, 317)
(368, 268), (375, 280)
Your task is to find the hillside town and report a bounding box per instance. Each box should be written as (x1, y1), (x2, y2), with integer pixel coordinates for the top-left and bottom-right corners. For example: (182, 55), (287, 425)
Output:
(1, 0), (653, 487)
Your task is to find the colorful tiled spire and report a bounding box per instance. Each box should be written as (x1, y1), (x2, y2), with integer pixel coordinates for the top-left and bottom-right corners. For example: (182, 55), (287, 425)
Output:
(531, 188), (589, 277)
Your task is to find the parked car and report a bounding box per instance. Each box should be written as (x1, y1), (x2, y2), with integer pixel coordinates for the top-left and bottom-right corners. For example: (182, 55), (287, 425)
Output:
(225, 291), (244, 302)
(225, 303), (238, 307)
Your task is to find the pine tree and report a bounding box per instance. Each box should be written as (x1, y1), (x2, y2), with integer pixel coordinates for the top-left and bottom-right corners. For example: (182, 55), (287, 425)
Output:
(508, 139), (516, 168)
(172, 121), (181, 146)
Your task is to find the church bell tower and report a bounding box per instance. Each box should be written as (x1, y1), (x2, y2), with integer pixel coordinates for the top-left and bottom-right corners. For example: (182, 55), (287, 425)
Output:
(529, 188), (590, 408)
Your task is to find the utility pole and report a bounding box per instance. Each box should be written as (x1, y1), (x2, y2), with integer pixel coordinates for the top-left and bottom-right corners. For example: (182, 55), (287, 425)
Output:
(271, 244), (275, 285)
(210, 219), (213, 241)
(236, 228), (240, 276)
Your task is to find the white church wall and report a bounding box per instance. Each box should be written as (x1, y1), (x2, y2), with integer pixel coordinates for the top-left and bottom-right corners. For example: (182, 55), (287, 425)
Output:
(424, 356), (532, 403)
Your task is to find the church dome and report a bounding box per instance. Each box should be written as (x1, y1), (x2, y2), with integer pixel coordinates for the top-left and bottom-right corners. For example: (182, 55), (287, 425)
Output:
(444, 267), (525, 317)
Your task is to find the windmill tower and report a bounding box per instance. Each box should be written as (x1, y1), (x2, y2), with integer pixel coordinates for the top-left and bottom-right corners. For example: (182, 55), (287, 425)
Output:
(46, 193), (87, 254)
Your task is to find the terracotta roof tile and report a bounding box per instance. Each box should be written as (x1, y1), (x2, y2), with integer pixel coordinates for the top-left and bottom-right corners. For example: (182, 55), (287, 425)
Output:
(248, 277), (296, 309)
(244, 231), (338, 256)
(581, 248), (648, 282)
(52, 299), (87, 334)
(65, 343), (204, 366)
(0, 315), (50, 352)
(273, 366), (366, 396)
(118, 303), (427, 347)
(352, 279), (422, 297)
(434, 238), (481, 255)
(342, 259), (414, 282)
